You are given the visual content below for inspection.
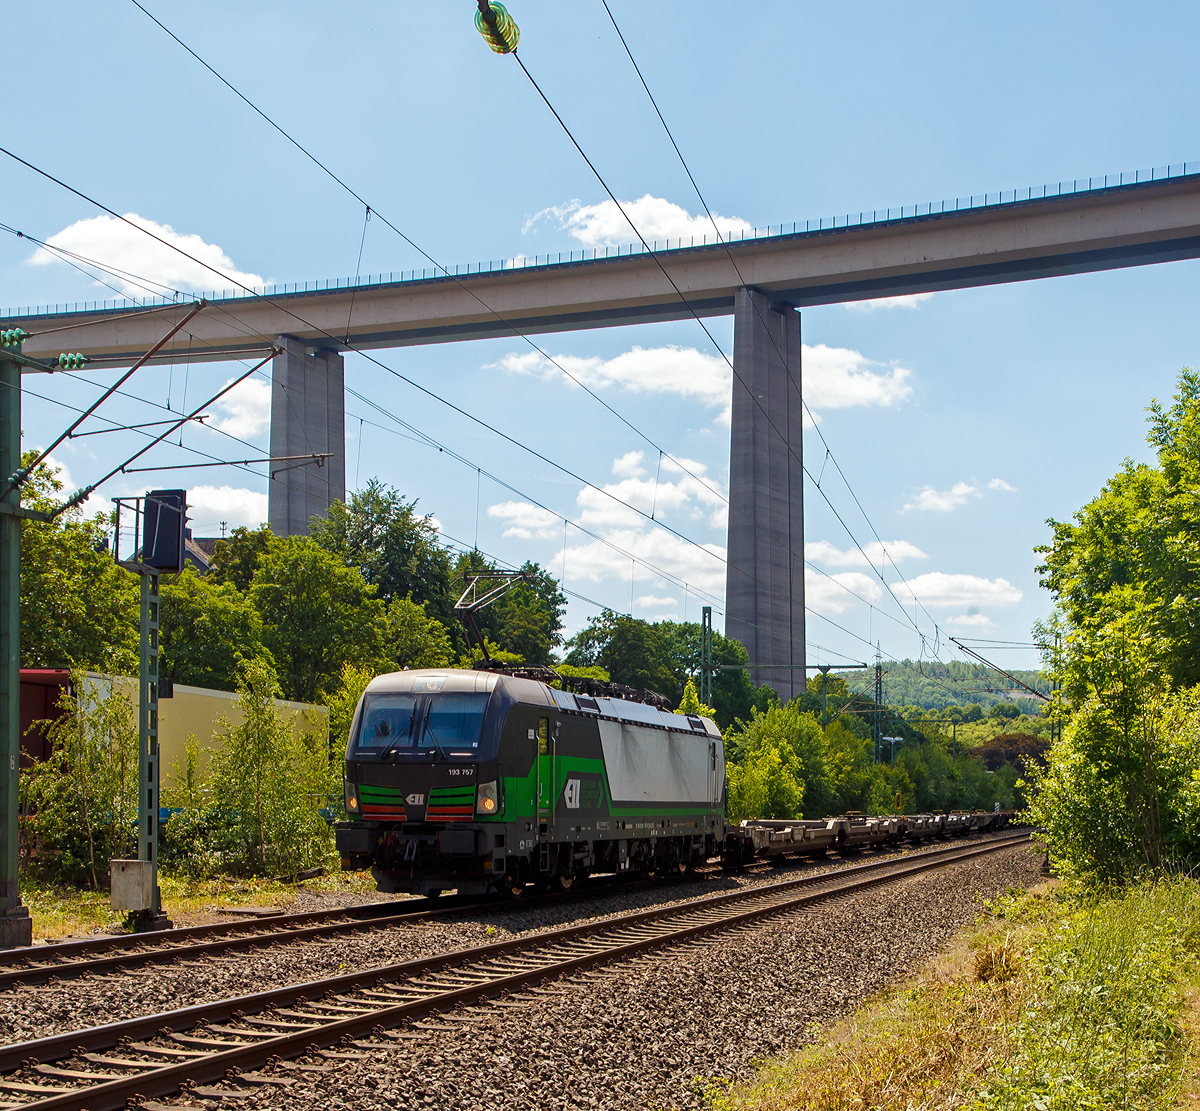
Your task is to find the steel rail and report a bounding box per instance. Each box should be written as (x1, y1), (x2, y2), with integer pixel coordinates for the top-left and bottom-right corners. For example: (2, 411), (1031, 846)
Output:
(0, 866), (723, 989)
(0, 835), (1029, 1109)
(0, 830), (1011, 989)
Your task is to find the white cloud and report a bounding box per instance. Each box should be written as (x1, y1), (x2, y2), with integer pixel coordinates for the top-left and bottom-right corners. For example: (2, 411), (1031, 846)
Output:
(524, 195), (751, 248)
(805, 569), (883, 615)
(635, 594), (677, 609)
(487, 500), (562, 540)
(496, 346), (734, 424)
(42, 455), (109, 519)
(845, 293), (935, 313)
(904, 481), (980, 512)
(574, 456), (725, 531)
(901, 572), (1023, 609)
(495, 341), (911, 428)
(210, 376), (270, 439)
(185, 486), (267, 532)
(804, 344), (912, 410)
(805, 538), (929, 568)
(947, 612), (999, 630)
(31, 212), (265, 296)
(563, 526), (727, 598)
(987, 477), (1018, 492)
(612, 451), (647, 478)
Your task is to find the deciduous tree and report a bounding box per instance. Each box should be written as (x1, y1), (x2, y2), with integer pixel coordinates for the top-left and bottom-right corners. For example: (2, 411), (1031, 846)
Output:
(251, 536), (386, 702)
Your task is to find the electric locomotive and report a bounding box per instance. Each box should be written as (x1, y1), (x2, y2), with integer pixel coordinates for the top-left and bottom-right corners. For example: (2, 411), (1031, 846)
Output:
(334, 667), (726, 897)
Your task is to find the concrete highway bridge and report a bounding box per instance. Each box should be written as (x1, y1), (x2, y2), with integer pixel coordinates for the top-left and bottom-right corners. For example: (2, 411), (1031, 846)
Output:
(9, 167), (1200, 697)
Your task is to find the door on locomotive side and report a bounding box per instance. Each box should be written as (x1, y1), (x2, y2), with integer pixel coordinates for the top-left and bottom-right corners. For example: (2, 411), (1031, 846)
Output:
(536, 716), (552, 828)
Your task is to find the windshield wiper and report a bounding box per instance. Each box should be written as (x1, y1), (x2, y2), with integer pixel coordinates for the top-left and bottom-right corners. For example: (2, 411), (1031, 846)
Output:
(377, 706), (416, 761)
(420, 700), (448, 761)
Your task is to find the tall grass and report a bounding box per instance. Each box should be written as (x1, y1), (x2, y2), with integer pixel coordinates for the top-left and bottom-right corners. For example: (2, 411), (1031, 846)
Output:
(709, 878), (1200, 1111)
(972, 880), (1197, 1110)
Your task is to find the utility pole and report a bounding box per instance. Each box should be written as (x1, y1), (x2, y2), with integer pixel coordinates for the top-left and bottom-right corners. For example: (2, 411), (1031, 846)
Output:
(873, 645), (883, 763)
(700, 606), (713, 707)
(804, 663), (869, 728)
(0, 337), (32, 948)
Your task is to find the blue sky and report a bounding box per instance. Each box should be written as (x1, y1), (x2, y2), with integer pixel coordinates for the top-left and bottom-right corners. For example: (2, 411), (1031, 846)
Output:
(4, 1), (1199, 678)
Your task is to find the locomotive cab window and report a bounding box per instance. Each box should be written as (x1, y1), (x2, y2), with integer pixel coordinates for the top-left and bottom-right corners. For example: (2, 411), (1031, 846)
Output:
(354, 692), (491, 756)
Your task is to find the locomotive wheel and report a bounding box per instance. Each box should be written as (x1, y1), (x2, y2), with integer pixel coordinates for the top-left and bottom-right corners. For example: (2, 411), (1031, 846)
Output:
(504, 877), (526, 899)
(554, 871), (575, 892)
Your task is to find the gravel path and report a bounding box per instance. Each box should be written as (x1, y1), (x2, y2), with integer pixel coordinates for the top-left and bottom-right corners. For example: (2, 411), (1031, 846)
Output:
(162, 840), (1041, 1111)
(0, 836), (1028, 1051)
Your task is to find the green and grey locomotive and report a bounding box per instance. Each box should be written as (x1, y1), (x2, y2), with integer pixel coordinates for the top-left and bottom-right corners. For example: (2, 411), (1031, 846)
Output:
(334, 668), (726, 897)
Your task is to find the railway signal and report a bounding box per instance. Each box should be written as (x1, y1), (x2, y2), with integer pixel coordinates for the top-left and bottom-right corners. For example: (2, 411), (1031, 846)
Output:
(109, 490), (188, 933)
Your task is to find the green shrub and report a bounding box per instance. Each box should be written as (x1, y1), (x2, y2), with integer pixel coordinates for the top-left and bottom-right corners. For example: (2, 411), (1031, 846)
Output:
(19, 673), (139, 888)
(206, 659), (340, 876)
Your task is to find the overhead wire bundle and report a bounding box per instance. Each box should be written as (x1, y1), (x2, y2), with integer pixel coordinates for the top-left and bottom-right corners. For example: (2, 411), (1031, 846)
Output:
(2, 2), (953, 673)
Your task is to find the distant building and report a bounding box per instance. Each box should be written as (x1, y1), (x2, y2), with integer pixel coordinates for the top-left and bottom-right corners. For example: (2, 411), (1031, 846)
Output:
(18, 669), (328, 784)
(183, 530), (219, 575)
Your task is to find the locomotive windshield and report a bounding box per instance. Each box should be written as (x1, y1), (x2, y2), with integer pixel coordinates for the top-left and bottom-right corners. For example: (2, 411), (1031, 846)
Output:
(354, 691), (490, 756)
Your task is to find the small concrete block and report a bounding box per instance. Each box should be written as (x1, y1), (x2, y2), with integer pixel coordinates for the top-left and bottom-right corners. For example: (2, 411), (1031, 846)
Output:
(110, 860), (154, 911)
(0, 907), (32, 951)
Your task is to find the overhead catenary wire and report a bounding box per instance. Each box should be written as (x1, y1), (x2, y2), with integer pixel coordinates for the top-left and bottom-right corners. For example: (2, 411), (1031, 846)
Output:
(595, 2), (950, 652)
(4, 80), (925, 665)
(10, 198), (920, 662)
(86, 8), (924, 658)
(44, 349), (278, 518)
(503, 41), (937, 654)
(4, 377), (320, 513)
(1, 300), (207, 498)
(125, 0), (726, 510)
(0, 161), (807, 634)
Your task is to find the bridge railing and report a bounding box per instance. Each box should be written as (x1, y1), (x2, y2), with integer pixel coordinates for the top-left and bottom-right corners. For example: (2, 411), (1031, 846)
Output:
(4, 162), (1198, 320)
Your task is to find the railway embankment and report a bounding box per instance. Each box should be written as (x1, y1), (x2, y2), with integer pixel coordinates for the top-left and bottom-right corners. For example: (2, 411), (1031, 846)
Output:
(229, 840), (1043, 1111)
(712, 873), (1200, 1111)
(0, 836), (1013, 1046)
(7, 838), (1035, 1111)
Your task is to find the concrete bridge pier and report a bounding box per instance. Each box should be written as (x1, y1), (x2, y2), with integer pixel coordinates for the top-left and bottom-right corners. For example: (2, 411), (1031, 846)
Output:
(724, 288), (806, 701)
(268, 335), (346, 537)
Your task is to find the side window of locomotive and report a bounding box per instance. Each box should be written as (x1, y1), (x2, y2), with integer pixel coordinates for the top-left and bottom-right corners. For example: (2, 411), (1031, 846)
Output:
(537, 717), (549, 755)
(355, 693), (419, 750)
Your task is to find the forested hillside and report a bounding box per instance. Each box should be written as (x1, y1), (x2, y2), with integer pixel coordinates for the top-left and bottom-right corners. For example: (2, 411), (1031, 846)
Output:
(828, 658), (1050, 712)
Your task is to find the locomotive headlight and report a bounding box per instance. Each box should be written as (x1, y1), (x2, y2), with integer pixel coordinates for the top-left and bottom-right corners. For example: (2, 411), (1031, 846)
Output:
(345, 781), (359, 814)
(476, 780), (499, 815)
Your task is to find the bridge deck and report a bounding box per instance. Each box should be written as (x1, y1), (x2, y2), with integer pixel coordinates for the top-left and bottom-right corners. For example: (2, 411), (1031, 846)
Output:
(10, 172), (1200, 367)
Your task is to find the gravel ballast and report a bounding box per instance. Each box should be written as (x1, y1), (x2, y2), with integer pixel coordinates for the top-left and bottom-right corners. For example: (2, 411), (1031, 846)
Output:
(262, 843), (1042, 1111)
(6, 840), (1041, 1110)
(0, 837), (1016, 1045)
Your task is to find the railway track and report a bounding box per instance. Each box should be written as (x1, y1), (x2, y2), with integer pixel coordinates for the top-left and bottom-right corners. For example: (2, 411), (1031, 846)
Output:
(0, 832), (1016, 992)
(0, 833), (1029, 1110)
